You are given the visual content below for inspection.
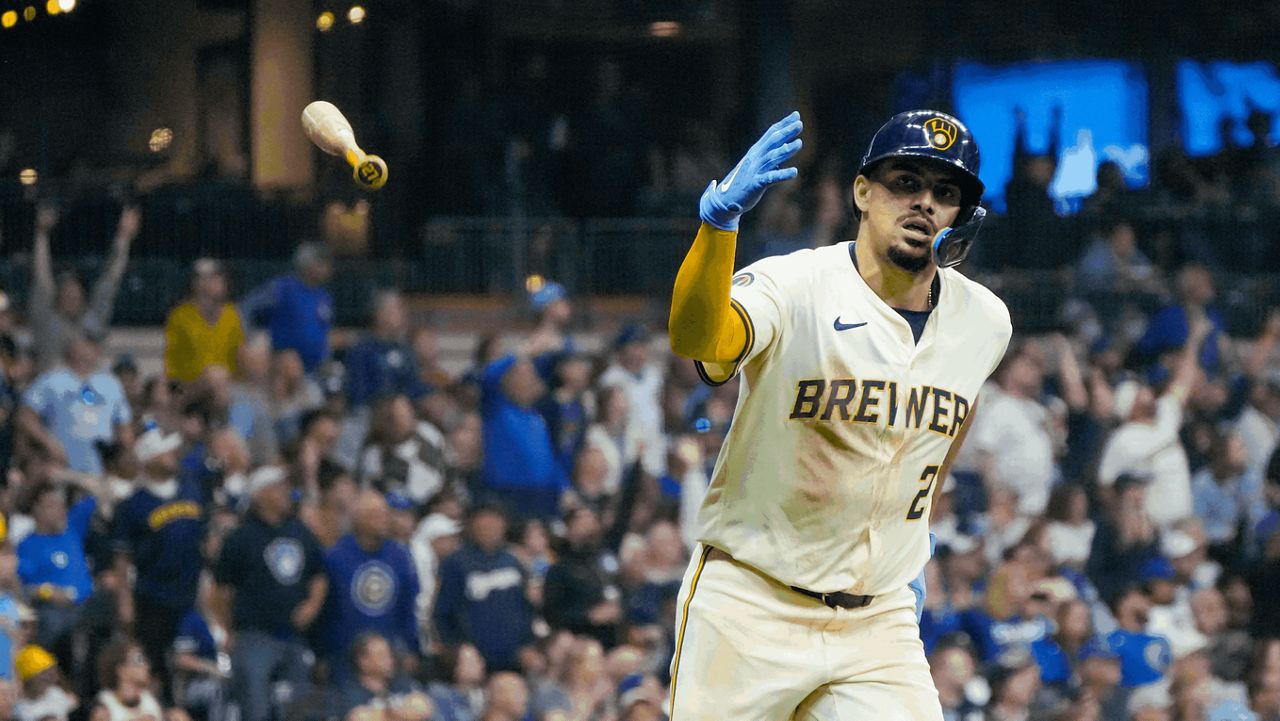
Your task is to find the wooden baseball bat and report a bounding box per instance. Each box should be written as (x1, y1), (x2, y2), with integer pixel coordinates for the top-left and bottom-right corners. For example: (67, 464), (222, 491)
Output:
(301, 100), (388, 191)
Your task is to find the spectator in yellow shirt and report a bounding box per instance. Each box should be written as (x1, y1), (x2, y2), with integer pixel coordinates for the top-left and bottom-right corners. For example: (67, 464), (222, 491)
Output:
(164, 259), (244, 384)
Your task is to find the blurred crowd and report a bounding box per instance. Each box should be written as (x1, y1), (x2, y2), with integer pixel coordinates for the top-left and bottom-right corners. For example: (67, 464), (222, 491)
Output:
(0, 114), (1277, 721)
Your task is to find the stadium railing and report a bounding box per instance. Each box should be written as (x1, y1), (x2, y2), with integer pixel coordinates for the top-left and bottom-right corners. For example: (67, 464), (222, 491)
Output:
(1, 212), (1277, 333)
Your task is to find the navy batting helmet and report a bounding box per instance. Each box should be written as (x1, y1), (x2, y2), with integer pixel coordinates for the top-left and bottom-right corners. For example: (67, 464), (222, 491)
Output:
(857, 109), (984, 203)
(855, 110), (987, 267)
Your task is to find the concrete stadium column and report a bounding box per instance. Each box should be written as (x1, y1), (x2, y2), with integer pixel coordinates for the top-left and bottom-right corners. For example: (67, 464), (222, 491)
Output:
(107, 0), (243, 178)
(250, 0), (314, 190)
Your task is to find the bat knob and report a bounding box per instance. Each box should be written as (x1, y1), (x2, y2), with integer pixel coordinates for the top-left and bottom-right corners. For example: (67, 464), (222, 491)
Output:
(353, 154), (388, 191)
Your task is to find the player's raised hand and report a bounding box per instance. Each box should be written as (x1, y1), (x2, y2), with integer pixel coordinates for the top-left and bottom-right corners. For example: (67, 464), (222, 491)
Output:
(699, 111), (803, 231)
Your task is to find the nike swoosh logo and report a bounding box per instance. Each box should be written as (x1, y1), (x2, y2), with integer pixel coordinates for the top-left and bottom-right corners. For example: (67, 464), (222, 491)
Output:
(833, 317), (867, 331)
(719, 161), (743, 193)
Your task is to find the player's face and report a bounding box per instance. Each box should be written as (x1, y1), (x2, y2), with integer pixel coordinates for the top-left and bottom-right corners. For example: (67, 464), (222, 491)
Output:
(855, 160), (964, 273)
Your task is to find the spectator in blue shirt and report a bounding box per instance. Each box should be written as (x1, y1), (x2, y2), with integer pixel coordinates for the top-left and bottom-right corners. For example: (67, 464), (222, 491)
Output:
(113, 427), (206, 698)
(479, 354), (567, 519)
(525, 281), (577, 382)
(0, 543), (22, 681)
(536, 353), (592, 477)
(1074, 637), (1131, 721)
(426, 643), (486, 721)
(1134, 264), (1227, 375)
(240, 242), (334, 373)
(1105, 586), (1172, 688)
(345, 290), (429, 411)
(214, 466), (328, 721)
(16, 482), (95, 671)
(172, 581), (232, 721)
(958, 560), (1052, 665)
(323, 491), (420, 677)
(433, 504), (532, 672)
(17, 333), (133, 475)
(1087, 474), (1162, 604)
(1074, 218), (1158, 296)
(328, 632), (433, 721)
(1192, 432), (1266, 556)
(1029, 599), (1095, 688)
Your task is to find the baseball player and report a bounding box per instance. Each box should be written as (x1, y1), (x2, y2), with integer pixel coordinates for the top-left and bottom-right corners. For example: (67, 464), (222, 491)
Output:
(666, 110), (1012, 720)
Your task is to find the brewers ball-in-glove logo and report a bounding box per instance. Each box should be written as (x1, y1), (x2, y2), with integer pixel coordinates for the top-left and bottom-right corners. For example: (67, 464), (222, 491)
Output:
(352, 561), (397, 615)
(264, 538), (305, 585)
(924, 117), (958, 151)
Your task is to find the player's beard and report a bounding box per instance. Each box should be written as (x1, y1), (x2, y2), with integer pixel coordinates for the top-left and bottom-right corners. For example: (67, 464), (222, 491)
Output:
(887, 243), (931, 273)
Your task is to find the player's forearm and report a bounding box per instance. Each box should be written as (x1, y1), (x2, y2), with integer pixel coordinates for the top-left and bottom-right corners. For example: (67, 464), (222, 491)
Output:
(669, 223), (749, 363)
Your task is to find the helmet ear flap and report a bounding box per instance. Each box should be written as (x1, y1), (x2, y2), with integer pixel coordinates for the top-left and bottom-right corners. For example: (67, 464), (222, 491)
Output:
(932, 206), (986, 268)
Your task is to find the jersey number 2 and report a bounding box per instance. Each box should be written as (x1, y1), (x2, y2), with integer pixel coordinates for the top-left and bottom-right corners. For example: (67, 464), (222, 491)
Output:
(905, 465), (940, 521)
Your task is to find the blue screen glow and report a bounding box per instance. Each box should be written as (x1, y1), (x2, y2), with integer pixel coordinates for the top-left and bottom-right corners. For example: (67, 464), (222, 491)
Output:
(952, 60), (1149, 213)
(1178, 60), (1280, 156)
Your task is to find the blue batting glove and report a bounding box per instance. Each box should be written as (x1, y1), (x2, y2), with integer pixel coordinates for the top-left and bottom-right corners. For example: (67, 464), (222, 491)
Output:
(699, 111), (804, 231)
(910, 533), (937, 623)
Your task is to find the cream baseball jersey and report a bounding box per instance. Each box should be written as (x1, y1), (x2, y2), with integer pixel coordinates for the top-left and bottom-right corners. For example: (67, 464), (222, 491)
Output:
(695, 241), (1011, 596)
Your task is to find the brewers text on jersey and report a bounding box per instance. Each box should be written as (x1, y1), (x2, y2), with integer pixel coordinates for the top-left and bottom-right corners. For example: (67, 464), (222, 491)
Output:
(787, 378), (971, 438)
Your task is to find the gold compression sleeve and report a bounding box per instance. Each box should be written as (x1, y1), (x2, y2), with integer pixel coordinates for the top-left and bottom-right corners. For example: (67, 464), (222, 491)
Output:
(668, 222), (750, 364)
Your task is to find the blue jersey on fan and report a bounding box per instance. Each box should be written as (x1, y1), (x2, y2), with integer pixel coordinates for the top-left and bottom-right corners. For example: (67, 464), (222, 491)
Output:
(114, 482), (206, 610)
(1030, 637), (1073, 685)
(433, 544), (532, 672)
(960, 610), (1052, 664)
(344, 337), (430, 409)
(323, 534), (421, 662)
(242, 274), (333, 372)
(17, 497), (95, 604)
(480, 356), (567, 518)
(1107, 629), (1171, 688)
(173, 609), (218, 661)
(0, 593), (20, 680)
(920, 604), (966, 655)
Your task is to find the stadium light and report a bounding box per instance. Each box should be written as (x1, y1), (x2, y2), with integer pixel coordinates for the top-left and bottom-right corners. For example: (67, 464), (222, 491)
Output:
(58, 0), (74, 10)
(18, 168), (37, 186)
(1, 11), (16, 27)
(45, 0), (58, 15)
(316, 11), (334, 31)
(148, 128), (173, 153)
(347, 5), (365, 24)
(22, 6), (36, 22)
(649, 21), (682, 38)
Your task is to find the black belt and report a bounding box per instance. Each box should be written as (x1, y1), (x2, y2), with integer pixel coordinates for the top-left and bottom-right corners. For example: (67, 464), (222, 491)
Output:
(789, 586), (875, 610)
